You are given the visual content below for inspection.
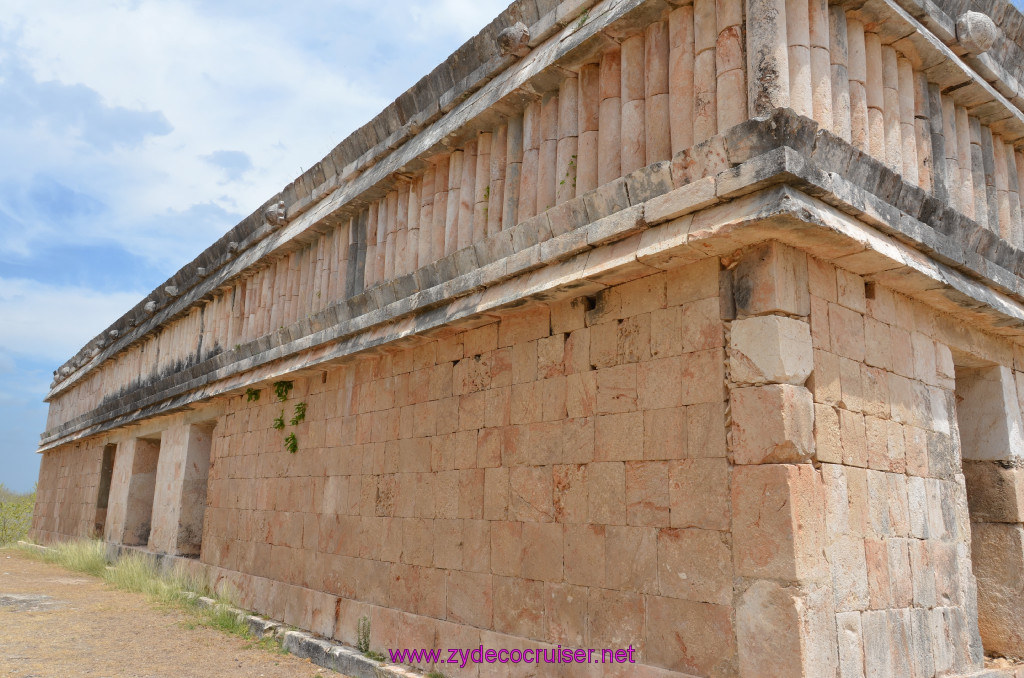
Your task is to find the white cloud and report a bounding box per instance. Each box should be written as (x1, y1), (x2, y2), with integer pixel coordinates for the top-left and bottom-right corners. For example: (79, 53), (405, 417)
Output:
(0, 277), (144, 363)
(0, 1), (383, 265)
(0, 0), (509, 268)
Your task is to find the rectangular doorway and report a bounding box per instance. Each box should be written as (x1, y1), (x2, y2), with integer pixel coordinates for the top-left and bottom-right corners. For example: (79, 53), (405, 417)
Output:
(953, 358), (1024, 659)
(177, 422), (214, 557)
(122, 436), (161, 546)
(93, 444), (116, 537)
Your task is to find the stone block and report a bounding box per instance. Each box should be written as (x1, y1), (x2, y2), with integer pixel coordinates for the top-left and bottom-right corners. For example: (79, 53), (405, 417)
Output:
(679, 297), (725, 353)
(688, 400), (728, 458)
(840, 409), (868, 468)
(643, 177), (719, 224)
(821, 463), (851, 537)
(861, 610), (893, 676)
(489, 521), (522, 577)
(595, 364), (638, 414)
(521, 521), (563, 582)
(680, 348), (727, 405)
(657, 527), (732, 605)
(732, 464), (826, 582)
(957, 365), (1024, 462)
(730, 315), (813, 386)
(731, 385), (815, 464)
(669, 457), (731, 531)
(446, 570), (493, 628)
(827, 534), (869, 612)
(910, 538), (937, 609)
(544, 582), (587, 647)
(811, 349), (841, 405)
(492, 576), (545, 639)
(666, 256), (720, 306)
(587, 588), (645, 650)
(888, 538), (914, 608)
(637, 357), (683, 410)
(645, 595), (736, 676)
(587, 462), (626, 525)
(828, 303), (865, 362)
(643, 406), (686, 460)
(625, 160), (674, 204)
(908, 607), (935, 678)
(596, 411), (644, 461)
(509, 466), (553, 522)
(736, 580), (837, 678)
(625, 461), (670, 526)
(732, 241), (810, 318)
(836, 611), (866, 678)
(605, 525), (658, 593)
(964, 461), (1024, 523)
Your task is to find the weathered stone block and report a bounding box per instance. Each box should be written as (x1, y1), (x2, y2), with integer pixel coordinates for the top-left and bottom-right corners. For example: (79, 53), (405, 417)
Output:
(732, 463), (826, 582)
(827, 534), (869, 612)
(730, 315), (813, 385)
(646, 595), (737, 676)
(836, 611), (866, 678)
(957, 365), (1024, 462)
(731, 384), (815, 464)
(669, 457), (731, 531)
(657, 527), (732, 605)
(964, 461), (1024, 524)
(736, 580), (837, 678)
(732, 241), (811, 317)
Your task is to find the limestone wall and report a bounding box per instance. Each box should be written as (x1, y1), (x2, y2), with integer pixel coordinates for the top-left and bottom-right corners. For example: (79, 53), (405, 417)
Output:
(31, 440), (106, 542)
(809, 254), (986, 675)
(32, 228), (1024, 674)
(198, 257), (733, 676)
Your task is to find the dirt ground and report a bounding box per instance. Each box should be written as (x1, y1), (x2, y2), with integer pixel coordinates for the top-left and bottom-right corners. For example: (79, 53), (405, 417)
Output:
(0, 548), (337, 678)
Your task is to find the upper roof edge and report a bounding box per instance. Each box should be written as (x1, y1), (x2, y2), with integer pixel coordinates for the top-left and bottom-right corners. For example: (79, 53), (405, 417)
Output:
(50, 0), (562, 386)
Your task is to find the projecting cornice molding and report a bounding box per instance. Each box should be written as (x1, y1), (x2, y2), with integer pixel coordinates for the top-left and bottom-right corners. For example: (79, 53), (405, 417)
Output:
(48, 0), (1024, 400)
(39, 110), (1024, 451)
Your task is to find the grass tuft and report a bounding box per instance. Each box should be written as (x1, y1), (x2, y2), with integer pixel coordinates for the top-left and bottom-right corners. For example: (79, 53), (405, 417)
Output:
(30, 538), (108, 577)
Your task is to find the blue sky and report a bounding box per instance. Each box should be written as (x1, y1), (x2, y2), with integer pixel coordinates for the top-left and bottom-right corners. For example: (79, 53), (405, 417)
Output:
(0, 0), (509, 492)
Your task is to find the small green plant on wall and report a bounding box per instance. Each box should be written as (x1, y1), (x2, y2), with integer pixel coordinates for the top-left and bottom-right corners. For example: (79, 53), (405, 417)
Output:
(269, 380), (306, 453)
(273, 380), (293, 402)
(284, 432), (298, 454)
(356, 615), (386, 662)
(245, 387), (261, 403)
(357, 615), (371, 653)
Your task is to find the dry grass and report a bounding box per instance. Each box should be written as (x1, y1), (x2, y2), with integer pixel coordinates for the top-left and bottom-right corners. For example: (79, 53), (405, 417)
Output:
(17, 539), (284, 652)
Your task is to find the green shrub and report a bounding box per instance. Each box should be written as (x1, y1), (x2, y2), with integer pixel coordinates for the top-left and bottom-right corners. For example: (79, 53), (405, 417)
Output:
(0, 485), (35, 546)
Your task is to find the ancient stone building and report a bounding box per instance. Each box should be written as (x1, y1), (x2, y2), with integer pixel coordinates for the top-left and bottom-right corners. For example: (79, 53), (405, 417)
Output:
(29, 0), (1024, 674)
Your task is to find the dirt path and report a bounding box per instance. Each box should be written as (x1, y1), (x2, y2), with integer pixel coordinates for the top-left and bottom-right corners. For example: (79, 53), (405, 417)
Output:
(0, 548), (335, 678)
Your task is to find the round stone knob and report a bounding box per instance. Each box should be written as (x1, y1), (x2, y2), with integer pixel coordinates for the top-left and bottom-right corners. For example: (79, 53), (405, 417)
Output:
(497, 22), (530, 57)
(956, 11), (997, 54)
